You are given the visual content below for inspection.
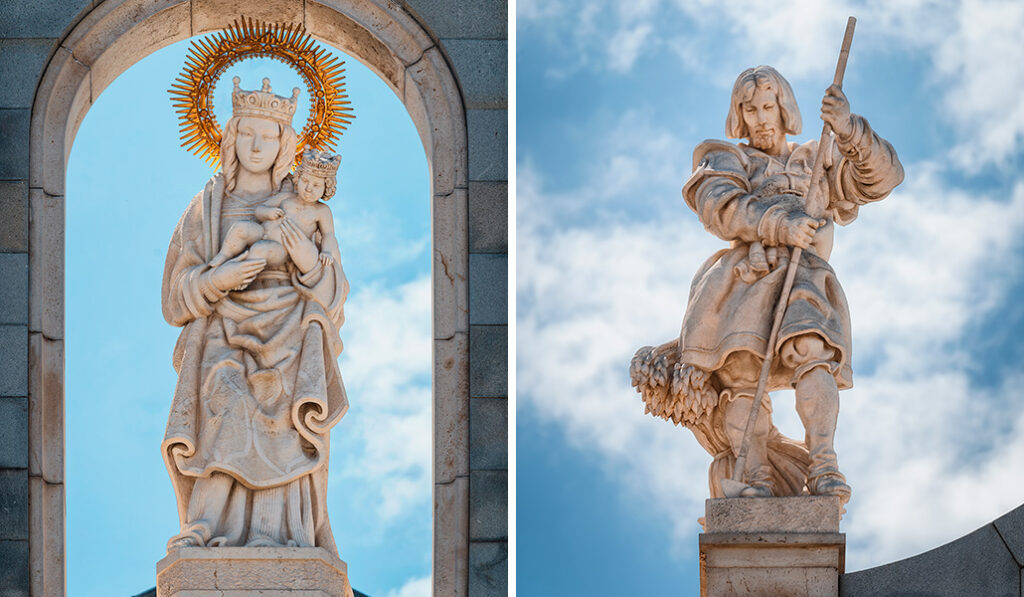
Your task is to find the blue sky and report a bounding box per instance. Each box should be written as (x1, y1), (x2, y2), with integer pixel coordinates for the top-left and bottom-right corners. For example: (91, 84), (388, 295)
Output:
(65, 37), (432, 596)
(517, 1), (1024, 595)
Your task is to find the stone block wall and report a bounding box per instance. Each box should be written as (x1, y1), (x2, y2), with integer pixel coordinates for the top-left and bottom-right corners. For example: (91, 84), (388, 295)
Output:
(404, 2), (509, 594)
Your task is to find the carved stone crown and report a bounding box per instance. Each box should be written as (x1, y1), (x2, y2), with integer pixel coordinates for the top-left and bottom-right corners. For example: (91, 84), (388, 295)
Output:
(231, 76), (300, 127)
(296, 149), (341, 179)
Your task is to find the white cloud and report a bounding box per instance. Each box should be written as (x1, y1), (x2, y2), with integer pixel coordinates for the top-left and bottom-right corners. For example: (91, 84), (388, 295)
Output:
(608, 24), (654, 73)
(521, 0), (1024, 168)
(333, 276), (432, 523)
(518, 108), (1024, 572)
(385, 575), (432, 597)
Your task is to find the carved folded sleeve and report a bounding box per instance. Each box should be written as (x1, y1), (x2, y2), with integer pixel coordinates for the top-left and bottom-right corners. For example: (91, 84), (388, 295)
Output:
(828, 114), (905, 224)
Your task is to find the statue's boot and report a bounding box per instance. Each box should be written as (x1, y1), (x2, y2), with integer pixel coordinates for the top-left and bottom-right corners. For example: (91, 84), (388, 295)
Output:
(795, 366), (851, 504)
(722, 391), (774, 497)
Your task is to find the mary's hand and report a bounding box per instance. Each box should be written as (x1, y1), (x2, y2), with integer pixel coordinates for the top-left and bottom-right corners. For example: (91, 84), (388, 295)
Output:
(280, 218), (320, 273)
(210, 253), (266, 292)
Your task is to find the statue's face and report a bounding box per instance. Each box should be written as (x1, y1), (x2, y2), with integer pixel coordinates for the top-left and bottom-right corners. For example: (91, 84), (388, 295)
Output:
(234, 117), (281, 174)
(741, 86), (786, 152)
(296, 172), (326, 203)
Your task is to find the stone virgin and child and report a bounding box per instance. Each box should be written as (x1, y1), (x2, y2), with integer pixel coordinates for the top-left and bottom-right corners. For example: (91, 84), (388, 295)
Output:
(161, 77), (349, 551)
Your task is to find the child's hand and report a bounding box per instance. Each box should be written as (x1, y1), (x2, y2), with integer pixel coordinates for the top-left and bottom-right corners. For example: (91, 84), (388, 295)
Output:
(257, 205), (285, 221)
(319, 253), (333, 266)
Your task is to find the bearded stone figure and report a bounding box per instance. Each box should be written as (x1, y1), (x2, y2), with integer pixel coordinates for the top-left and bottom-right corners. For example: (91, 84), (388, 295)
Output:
(161, 77), (349, 551)
(631, 66), (903, 504)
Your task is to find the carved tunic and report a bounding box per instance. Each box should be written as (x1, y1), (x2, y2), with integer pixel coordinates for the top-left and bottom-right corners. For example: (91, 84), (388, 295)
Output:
(680, 115), (903, 389)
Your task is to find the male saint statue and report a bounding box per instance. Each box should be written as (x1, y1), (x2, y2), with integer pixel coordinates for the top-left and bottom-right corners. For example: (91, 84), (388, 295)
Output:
(631, 66), (903, 503)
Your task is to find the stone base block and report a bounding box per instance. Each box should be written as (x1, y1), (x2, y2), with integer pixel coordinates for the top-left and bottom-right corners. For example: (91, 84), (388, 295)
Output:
(700, 497), (845, 597)
(156, 547), (354, 597)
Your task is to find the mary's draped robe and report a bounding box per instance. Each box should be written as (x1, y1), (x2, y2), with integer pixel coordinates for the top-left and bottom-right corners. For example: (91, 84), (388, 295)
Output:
(161, 172), (349, 549)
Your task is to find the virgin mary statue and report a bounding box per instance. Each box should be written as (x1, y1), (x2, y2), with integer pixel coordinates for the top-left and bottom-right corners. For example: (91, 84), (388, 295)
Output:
(161, 77), (349, 552)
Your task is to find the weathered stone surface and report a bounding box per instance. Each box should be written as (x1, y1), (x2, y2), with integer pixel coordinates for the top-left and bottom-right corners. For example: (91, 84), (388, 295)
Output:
(469, 325), (506, 397)
(27, 477), (63, 597)
(28, 46), (89, 197)
(435, 476), (469, 597)
(443, 39), (507, 109)
(470, 470), (506, 541)
(310, 0), (434, 68)
(0, 398), (28, 470)
(434, 333), (469, 484)
(403, 0), (507, 39)
(705, 496), (841, 534)
(993, 503), (1024, 567)
(467, 109), (506, 182)
(0, 253), (28, 325)
(0, 539), (29, 595)
(157, 547), (352, 597)
(0, 326), (27, 397)
(0, 182), (28, 252)
(470, 397), (506, 470)
(434, 188), (469, 339)
(840, 523), (1017, 597)
(0, 109), (30, 180)
(468, 541), (507, 597)
(306, 0), (404, 94)
(28, 190), (64, 340)
(469, 253), (506, 325)
(404, 46), (467, 196)
(0, 40), (56, 109)
(87, 1), (191, 99)
(192, 0), (302, 34)
(468, 181), (507, 253)
(27, 334), (63, 484)
(701, 497), (846, 596)
(0, 469), (27, 540)
(701, 533), (845, 597)
(0, 0), (90, 38)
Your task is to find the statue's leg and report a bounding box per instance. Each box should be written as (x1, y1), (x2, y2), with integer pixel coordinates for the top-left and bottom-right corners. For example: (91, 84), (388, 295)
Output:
(782, 334), (851, 502)
(168, 472), (245, 548)
(247, 485), (287, 546)
(209, 221), (265, 268)
(717, 351), (773, 497)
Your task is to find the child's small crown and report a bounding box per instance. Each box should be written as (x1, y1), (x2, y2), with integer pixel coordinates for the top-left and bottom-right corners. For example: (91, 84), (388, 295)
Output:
(296, 149), (341, 179)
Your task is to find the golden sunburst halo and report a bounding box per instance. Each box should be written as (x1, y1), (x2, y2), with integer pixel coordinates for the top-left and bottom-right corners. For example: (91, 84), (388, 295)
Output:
(169, 16), (355, 168)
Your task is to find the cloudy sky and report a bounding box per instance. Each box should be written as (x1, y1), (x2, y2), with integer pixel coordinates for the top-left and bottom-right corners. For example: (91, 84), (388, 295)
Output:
(517, 0), (1024, 594)
(64, 39), (432, 596)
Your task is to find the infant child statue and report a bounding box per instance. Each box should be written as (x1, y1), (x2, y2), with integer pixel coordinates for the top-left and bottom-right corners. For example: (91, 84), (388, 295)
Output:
(210, 148), (342, 271)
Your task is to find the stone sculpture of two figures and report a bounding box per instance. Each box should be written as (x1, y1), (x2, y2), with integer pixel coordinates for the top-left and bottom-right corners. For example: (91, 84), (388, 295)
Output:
(631, 58), (904, 505)
(161, 76), (349, 551)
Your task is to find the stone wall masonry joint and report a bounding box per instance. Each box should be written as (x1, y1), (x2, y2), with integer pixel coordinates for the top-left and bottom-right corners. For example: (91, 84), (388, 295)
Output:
(992, 522), (1024, 568)
(435, 474), (470, 487)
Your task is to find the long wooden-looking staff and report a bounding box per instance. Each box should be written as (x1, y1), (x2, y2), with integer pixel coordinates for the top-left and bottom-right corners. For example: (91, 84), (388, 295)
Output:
(721, 16), (857, 498)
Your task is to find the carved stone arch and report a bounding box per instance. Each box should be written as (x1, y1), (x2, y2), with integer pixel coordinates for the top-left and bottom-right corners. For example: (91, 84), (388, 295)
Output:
(27, 1), (469, 595)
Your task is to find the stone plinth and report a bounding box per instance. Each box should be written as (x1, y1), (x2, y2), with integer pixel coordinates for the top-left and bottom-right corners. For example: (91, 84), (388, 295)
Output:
(700, 496), (845, 597)
(156, 547), (354, 597)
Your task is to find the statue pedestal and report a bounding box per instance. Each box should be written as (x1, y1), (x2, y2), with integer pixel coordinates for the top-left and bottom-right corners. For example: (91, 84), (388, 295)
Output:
(156, 547), (354, 597)
(699, 496), (845, 597)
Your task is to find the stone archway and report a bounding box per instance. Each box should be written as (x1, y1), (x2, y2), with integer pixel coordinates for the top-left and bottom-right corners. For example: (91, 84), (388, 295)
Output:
(27, 1), (469, 595)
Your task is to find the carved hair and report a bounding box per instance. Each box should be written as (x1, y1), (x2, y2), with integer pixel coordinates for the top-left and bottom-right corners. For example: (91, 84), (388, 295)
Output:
(219, 116), (299, 193)
(725, 65), (802, 139)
